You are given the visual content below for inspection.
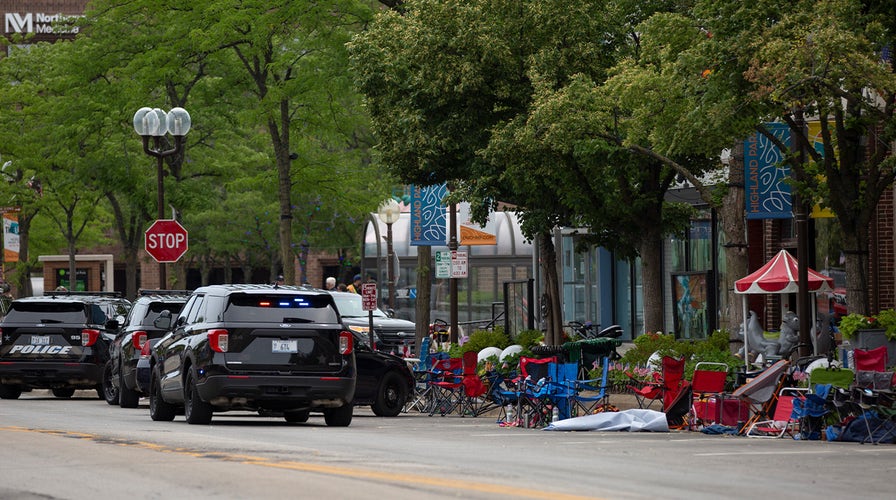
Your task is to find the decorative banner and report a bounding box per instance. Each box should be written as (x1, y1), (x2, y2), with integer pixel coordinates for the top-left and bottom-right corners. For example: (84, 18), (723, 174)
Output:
(3, 211), (20, 262)
(460, 224), (496, 245)
(409, 183), (447, 246)
(744, 122), (792, 219)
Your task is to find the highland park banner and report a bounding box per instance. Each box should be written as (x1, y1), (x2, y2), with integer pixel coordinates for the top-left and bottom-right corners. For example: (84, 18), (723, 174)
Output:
(744, 123), (792, 219)
(409, 183), (448, 246)
(743, 122), (835, 220)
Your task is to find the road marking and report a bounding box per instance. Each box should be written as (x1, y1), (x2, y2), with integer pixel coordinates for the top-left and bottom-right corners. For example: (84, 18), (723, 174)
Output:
(0, 426), (603, 500)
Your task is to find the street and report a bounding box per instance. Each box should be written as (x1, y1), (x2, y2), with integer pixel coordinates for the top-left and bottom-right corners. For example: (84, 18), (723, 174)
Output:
(0, 391), (894, 499)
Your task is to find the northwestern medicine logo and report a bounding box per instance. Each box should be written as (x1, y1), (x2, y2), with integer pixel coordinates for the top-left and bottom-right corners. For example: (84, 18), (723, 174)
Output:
(5, 13), (81, 35)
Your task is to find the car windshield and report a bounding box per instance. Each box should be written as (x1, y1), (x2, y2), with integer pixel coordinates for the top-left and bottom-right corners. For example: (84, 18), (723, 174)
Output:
(139, 302), (186, 326)
(330, 293), (388, 319)
(222, 293), (339, 323)
(5, 302), (88, 323)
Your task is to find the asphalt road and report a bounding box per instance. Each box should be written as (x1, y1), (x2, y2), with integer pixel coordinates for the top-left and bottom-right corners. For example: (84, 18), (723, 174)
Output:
(1, 391), (894, 499)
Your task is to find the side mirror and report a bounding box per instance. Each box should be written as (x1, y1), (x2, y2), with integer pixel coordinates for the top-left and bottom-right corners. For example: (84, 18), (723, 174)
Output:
(154, 310), (173, 330)
(385, 308), (395, 318)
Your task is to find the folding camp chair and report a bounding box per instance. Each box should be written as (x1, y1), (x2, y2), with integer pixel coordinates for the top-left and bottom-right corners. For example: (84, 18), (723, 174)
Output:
(427, 357), (464, 417)
(626, 356), (685, 410)
(854, 346), (888, 372)
(565, 355), (611, 417)
(481, 369), (519, 422)
(405, 349), (447, 413)
(732, 359), (790, 435)
(745, 387), (809, 438)
(516, 356), (556, 428)
(458, 351), (488, 417)
(688, 362), (729, 430)
(544, 362), (588, 420)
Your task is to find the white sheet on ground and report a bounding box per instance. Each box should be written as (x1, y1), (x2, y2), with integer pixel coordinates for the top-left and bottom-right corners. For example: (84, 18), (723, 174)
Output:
(543, 409), (669, 432)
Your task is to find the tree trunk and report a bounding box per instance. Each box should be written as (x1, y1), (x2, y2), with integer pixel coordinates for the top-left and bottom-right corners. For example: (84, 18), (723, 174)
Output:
(539, 232), (563, 346)
(719, 144), (749, 334)
(270, 100), (294, 285)
(12, 210), (35, 297)
(842, 232), (870, 315)
(415, 246), (432, 356)
(639, 232), (664, 334)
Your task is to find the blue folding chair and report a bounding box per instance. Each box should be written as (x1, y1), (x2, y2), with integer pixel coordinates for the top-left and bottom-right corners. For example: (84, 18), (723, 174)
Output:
(565, 355), (612, 417)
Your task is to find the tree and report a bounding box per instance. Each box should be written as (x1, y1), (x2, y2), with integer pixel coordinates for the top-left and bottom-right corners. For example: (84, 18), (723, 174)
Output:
(351, 0), (697, 340)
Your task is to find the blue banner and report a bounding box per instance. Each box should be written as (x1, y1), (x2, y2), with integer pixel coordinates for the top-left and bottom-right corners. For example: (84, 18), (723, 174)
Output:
(409, 183), (447, 246)
(744, 123), (792, 219)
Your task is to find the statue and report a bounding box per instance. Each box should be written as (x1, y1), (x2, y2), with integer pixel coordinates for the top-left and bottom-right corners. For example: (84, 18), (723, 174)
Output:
(738, 310), (779, 359)
(778, 311), (800, 357)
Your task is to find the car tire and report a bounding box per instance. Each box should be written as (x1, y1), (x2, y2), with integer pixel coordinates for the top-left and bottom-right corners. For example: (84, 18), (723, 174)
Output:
(149, 369), (176, 422)
(323, 404), (353, 427)
(372, 371), (408, 417)
(102, 361), (119, 405)
(52, 388), (75, 399)
(118, 362), (140, 408)
(184, 370), (213, 425)
(0, 384), (22, 400)
(284, 410), (310, 423)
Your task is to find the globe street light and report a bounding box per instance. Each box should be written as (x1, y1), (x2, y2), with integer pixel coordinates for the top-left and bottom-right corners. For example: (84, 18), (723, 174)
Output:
(377, 198), (401, 312)
(133, 107), (191, 289)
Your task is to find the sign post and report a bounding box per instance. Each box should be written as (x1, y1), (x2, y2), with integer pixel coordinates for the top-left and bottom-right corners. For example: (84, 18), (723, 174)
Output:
(361, 282), (378, 349)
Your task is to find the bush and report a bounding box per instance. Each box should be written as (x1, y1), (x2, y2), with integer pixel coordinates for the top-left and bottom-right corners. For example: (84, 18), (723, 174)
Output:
(459, 326), (510, 354)
(514, 329), (544, 350)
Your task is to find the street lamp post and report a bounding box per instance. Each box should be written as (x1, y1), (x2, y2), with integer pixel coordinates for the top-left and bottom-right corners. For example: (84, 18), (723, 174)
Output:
(377, 198), (400, 312)
(132, 107), (191, 289)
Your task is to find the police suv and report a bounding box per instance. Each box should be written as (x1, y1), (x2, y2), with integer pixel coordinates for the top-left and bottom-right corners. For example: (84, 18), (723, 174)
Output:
(0, 292), (130, 399)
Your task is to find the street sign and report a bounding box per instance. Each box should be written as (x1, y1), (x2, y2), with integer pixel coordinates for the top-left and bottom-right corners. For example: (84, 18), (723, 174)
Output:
(145, 219), (189, 263)
(451, 250), (468, 278)
(361, 282), (378, 311)
(435, 250), (451, 278)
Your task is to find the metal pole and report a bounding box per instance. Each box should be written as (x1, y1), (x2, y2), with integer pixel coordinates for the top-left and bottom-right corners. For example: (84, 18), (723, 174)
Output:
(449, 202), (458, 344)
(386, 221), (395, 311)
(155, 138), (166, 289)
(794, 107), (811, 357)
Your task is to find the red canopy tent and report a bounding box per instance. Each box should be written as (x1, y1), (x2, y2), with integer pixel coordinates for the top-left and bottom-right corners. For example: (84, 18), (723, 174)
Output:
(735, 249), (834, 294)
(734, 250), (834, 367)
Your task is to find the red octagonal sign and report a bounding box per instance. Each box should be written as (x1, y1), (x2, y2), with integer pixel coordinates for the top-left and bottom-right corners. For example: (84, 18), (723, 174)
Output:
(145, 219), (189, 263)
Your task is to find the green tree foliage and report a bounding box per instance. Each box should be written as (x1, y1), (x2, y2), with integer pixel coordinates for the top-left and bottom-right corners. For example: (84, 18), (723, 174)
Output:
(350, 0), (698, 337)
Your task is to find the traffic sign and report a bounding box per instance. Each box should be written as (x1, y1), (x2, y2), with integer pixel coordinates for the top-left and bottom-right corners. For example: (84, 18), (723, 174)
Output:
(361, 282), (378, 311)
(435, 251), (451, 278)
(145, 219), (189, 263)
(451, 250), (468, 278)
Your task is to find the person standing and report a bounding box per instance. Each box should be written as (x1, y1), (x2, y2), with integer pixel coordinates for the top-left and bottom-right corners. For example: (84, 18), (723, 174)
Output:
(325, 277), (336, 290)
(346, 274), (363, 293)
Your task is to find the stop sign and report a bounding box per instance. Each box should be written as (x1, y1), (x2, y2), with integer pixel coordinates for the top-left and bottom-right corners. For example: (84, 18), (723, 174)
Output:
(145, 219), (188, 263)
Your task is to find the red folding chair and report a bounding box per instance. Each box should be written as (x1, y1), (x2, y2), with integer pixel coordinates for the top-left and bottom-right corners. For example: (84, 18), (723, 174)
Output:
(427, 357), (463, 416)
(745, 387), (809, 438)
(854, 346), (888, 372)
(627, 356), (686, 410)
(688, 362), (729, 430)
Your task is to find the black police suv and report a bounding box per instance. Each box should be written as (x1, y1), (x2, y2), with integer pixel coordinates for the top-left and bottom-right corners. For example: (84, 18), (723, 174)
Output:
(103, 290), (189, 407)
(148, 284), (357, 426)
(0, 292), (130, 399)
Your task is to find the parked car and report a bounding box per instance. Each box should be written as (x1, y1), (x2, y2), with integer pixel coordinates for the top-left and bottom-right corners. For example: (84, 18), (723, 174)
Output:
(103, 290), (190, 407)
(328, 290), (416, 355)
(349, 331), (415, 416)
(0, 291), (130, 400)
(148, 284), (356, 425)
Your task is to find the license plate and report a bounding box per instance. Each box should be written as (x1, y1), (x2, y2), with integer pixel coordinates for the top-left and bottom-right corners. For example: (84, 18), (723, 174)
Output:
(31, 335), (50, 345)
(272, 340), (298, 353)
